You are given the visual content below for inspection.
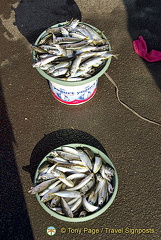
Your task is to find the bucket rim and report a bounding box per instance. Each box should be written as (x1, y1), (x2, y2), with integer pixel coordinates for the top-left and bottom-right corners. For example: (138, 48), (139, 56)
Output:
(32, 22), (112, 86)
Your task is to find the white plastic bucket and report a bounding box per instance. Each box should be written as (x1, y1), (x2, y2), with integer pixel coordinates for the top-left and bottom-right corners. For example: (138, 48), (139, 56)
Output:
(32, 22), (112, 105)
(49, 79), (98, 105)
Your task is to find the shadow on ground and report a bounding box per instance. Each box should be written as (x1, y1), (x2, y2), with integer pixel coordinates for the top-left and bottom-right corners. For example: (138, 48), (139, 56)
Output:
(23, 129), (107, 182)
(123, 0), (161, 90)
(14, 0), (81, 44)
(0, 80), (34, 240)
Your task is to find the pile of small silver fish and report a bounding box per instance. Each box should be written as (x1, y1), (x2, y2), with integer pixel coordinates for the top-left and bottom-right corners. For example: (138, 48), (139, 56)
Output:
(32, 19), (117, 81)
(29, 145), (115, 218)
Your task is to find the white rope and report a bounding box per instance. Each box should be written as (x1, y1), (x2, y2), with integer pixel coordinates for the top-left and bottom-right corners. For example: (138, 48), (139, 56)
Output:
(104, 72), (161, 126)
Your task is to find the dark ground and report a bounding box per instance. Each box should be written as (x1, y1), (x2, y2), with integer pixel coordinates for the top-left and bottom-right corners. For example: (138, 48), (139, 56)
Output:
(1, 0), (161, 239)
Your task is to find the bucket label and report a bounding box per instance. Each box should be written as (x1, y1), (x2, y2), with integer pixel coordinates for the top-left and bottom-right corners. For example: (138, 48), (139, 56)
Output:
(49, 80), (98, 105)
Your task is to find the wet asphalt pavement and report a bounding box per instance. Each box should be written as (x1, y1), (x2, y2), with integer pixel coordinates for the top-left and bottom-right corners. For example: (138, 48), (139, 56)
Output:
(1, 0), (161, 240)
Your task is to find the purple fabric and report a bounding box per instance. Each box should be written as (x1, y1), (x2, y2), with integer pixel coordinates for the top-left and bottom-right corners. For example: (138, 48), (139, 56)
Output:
(133, 36), (161, 62)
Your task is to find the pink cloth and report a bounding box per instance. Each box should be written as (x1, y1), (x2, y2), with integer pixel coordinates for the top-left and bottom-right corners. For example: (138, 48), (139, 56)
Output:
(132, 36), (161, 62)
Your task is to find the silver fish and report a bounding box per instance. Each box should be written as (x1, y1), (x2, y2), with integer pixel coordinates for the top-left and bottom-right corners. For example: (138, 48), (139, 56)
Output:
(60, 146), (80, 156)
(37, 172), (57, 181)
(55, 166), (78, 173)
(46, 156), (69, 164)
(38, 54), (56, 59)
(101, 52), (119, 59)
(107, 182), (114, 194)
(55, 164), (90, 173)
(39, 64), (55, 70)
(69, 55), (83, 77)
(50, 207), (65, 215)
(32, 55), (59, 68)
(77, 148), (93, 170)
(100, 165), (112, 181)
(80, 146), (95, 160)
(80, 176), (95, 194)
(67, 173), (87, 180)
(79, 24), (102, 41)
(50, 190), (82, 198)
(46, 26), (62, 34)
(50, 195), (60, 207)
(65, 77), (85, 81)
(54, 44), (67, 56)
(61, 197), (73, 218)
(54, 150), (80, 160)
(38, 33), (53, 45)
(79, 51), (105, 62)
(95, 176), (106, 193)
(70, 197), (82, 213)
(32, 46), (47, 53)
(58, 174), (74, 188)
(92, 39), (109, 45)
(48, 169), (74, 187)
(28, 178), (55, 194)
(79, 210), (87, 217)
(38, 188), (49, 197)
(66, 19), (80, 30)
(79, 57), (103, 70)
(97, 180), (108, 206)
(47, 62), (71, 74)
(70, 32), (88, 40)
(75, 46), (98, 54)
(41, 183), (63, 203)
(66, 49), (74, 58)
(76, 24), (93, 41)
(69, 165), (90, 173)
(66, 197), (79, 205)
(49, 169), (64, 177)
(93, 155), (102, 173)
(104, 166), (115, 176)
(67, 173), (94, 191)
(50, 68), (69, 77)
(61, 27), (70, 37)
(82, 196), (100, 212)
(92, 44), (110, 52)
(80, 73), (91, 78)
(88, 190), (98, 205)
(49, 150), (59, 157)
(73, 26), (88, 36)
(61, 40), (89, 50)
(46, 164), (58, 174)
(53, 37), (82, 44)
(38, 161), (51, 173)
(48, 180), (61, 190)
(106, 192), (109, 202)
(38, 45), (57, 51)
(47, 49), (63, 55)
(68, 159), (84, 165)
